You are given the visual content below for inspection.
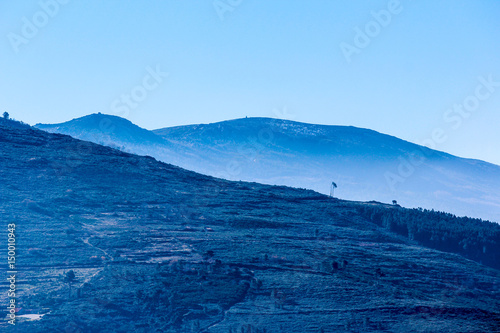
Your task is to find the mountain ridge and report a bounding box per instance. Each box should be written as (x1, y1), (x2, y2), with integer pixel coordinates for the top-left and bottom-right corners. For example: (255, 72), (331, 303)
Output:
(34, 114), (500, 222)
(157, 116), (500, 167)
(2, 117), (500, 332)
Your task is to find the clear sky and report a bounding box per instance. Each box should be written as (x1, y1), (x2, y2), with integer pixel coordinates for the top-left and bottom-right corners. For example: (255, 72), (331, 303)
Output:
(1, 1), (499, 164)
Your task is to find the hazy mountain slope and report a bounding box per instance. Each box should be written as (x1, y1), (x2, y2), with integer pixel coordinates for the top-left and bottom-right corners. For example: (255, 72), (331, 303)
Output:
(154, 117), (500, 223)
(36, 113), (164, 145)
(35, 115), (500, 222)
(34, 113), (183, 162)
(2, 118), (500, 332)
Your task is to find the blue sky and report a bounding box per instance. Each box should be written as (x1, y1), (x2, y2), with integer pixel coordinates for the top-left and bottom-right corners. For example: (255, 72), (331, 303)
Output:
(1, 1), (499, 164)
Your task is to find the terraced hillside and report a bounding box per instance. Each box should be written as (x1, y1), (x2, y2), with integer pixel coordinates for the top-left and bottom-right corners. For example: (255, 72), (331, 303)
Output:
(1, 118), (499, 332)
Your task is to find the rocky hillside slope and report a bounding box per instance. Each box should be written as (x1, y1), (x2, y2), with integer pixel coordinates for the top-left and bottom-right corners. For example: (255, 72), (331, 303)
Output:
(2, 118), (499, 332)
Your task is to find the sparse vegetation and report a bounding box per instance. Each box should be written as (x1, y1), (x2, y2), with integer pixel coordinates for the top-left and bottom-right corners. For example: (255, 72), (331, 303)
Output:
(2, 120), (499, 332)
(64, 270), (77, 298)
(357, 205), (500, 269)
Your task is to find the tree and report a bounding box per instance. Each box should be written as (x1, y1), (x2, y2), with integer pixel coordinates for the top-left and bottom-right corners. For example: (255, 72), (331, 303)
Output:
(392, 200), (398, 205)
(64, 270), (78, 298)
(331, 261), (339, 271)
(3, 112), (9, 119)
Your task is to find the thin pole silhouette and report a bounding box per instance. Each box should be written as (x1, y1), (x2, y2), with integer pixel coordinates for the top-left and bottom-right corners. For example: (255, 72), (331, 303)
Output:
(330, 182), (337, 197)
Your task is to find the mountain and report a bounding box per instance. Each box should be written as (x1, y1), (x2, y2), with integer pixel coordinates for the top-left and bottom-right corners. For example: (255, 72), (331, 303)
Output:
(34, 113), (170, 152)
(34, 113), (201, 172)
(36, 114), (500, 222)
(153, 117), (500, 223)
(3, 117), (500, 332)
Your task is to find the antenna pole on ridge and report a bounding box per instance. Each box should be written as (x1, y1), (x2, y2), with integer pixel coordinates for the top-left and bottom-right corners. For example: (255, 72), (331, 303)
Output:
(330, 181), (337, 198)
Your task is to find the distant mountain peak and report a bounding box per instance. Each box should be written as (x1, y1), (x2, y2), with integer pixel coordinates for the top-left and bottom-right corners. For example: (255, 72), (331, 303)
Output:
(35, 113), (166, 146)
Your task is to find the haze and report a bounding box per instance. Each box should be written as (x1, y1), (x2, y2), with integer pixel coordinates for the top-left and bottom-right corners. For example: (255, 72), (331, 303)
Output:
(1, 1), (499, 164)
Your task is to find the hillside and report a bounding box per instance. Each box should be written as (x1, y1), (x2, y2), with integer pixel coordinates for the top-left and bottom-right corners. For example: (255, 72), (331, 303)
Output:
(154, 117), (500, 223)
(35, 113), (165, 146)
(2, 117), (500, 332)
(36, 114), (500, 222)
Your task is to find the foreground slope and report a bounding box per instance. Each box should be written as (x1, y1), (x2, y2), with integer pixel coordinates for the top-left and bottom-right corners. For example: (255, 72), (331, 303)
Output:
(36, 115), (500, 222)
(3, 118), (500, 332)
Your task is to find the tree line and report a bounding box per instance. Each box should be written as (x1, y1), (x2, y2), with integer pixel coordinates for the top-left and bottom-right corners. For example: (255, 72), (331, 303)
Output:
(356, 205), (500, 269)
